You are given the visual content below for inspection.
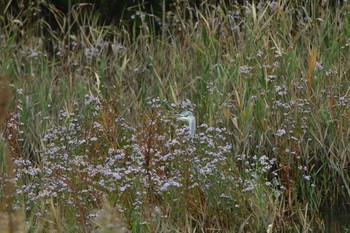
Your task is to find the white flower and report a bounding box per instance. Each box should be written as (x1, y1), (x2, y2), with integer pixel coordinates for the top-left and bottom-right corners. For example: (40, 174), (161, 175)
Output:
(275, 129), (286, 137)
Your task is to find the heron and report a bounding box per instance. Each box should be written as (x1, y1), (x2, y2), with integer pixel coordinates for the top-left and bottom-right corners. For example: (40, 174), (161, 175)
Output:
(169, 111), (196, 137)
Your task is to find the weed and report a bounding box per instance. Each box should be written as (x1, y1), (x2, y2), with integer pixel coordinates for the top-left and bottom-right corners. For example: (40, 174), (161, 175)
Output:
(1, 0), (350, 232)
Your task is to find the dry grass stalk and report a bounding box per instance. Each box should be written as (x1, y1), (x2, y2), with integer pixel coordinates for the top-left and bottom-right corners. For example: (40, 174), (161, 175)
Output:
(0, 73), (11, 122)
(0, 73), (15, 233)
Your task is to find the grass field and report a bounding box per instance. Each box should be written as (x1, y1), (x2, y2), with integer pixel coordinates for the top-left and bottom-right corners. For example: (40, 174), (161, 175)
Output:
(1, 0), (350, 232)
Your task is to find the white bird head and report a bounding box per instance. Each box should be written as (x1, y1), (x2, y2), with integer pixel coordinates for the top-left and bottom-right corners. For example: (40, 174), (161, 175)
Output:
(169, 111), (196, 137)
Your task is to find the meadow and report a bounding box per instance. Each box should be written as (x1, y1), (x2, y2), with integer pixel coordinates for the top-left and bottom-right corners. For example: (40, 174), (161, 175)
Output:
(1, 0), (350, 232)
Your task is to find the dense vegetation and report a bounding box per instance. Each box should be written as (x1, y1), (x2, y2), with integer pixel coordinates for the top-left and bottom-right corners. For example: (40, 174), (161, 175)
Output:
(1, 0), (350, 232)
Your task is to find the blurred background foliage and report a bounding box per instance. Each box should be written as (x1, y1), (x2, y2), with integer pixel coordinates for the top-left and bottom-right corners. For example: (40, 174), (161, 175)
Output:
(2, 0), (345, 29)
(1, 0), (345, 57)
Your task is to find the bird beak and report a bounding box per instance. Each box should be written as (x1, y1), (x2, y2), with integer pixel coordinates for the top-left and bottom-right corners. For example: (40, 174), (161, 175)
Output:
(168, 114), (182, 119)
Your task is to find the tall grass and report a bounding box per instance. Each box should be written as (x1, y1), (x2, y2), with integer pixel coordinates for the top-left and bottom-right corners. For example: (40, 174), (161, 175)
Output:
(1, 0), (350, 232)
